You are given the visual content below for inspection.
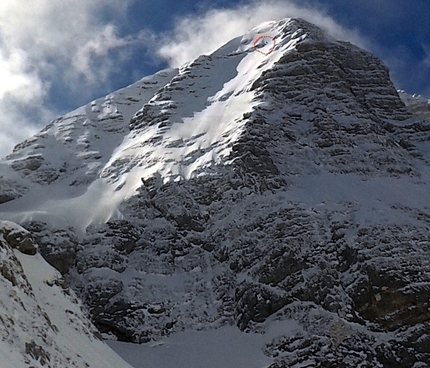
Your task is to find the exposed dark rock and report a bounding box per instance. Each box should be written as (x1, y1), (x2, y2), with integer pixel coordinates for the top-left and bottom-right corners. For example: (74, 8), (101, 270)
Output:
(11, 156), (44, 172)
(235, 282), (292, 329)
(0, 193), (19, 204)
(25, 340), (51, 366)
(32, 227), (80, 275)
(0, 221), (37, 255)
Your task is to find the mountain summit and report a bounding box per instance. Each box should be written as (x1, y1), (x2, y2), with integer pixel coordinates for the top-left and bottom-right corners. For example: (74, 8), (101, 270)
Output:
(0, 18), (429, 367)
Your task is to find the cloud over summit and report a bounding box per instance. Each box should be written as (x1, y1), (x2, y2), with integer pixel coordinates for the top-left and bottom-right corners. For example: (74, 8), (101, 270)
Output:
(0, 0), (426, 159)
(156, 0), (367, 67)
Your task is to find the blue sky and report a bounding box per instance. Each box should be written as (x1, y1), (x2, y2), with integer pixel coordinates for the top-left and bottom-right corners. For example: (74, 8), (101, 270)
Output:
(0, 0), (429, 157)
(95, 0), (430, 103)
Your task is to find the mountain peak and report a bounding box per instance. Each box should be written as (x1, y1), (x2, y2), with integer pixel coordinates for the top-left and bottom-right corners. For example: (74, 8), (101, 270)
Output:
(1, 17), (430, 367)
(0, 17), (420, 230)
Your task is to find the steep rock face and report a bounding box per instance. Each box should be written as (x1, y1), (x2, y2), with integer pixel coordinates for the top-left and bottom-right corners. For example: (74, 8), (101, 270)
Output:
(242, 19), (417, 179)
(26, 172), (430, 366)
(0, 220), (132, 368)
(1, 18), (430, 367)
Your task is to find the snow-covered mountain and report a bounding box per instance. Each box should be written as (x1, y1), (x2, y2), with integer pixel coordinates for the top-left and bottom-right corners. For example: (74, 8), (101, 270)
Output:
(0, 220), (132, 368)
(399, 90), (430, 120)
(0, 18), (429, 367)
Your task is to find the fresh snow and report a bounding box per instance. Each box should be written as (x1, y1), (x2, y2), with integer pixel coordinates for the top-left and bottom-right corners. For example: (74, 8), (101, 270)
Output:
(108, 320), (300, 368)
(0, 221), (133, 368)
(15, 253), (132, 368)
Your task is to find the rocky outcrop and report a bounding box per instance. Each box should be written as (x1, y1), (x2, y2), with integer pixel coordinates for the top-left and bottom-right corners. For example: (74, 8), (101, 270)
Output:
(0, 220), (132, 368)
(25, 168), (430, 366)
(245, 19), (418, 179)
(0, 220), (37, 255)
(26, 222), (81, 275)
(0, 176), (27, 204)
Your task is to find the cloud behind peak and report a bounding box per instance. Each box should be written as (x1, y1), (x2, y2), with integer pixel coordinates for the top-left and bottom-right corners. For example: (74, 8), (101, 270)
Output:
(156, 0), (367, 67)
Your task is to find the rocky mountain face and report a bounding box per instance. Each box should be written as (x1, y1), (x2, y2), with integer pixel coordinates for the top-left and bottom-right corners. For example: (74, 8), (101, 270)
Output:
(0, 220), (132, 368)
(399, 90), (430, 120)
(0, 18), (429, 367)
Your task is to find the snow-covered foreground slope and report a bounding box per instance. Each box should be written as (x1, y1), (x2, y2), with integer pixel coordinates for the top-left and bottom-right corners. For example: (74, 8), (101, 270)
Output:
(107, 321), (297, 368)
(0, 220), (132, 368)
(0, 18), (429, 367)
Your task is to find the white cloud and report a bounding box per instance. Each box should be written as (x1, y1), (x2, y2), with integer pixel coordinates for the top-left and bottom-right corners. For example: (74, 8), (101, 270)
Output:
(0, 47), (48, 157)
(0, 102), (52, 160)
(0, 49), (44, 102)
(157, 0), (368, 67)
(72, 24), (132, 83)
(0, 0), (134, 158)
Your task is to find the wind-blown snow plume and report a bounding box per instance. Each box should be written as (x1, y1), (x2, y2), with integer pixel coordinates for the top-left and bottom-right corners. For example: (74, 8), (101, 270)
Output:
(156, 0), (367, 67)
(0, 0), (367, 159)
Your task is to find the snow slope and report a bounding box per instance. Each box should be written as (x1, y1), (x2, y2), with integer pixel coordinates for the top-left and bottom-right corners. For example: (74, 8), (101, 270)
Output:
(107, 321), (298, 368)
(399, 90), (430, 120)
(0, 220), (132, 368)
(0, 68), (177, 231)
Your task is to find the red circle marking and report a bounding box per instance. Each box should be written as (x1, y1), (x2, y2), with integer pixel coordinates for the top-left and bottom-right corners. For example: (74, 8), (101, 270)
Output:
(253, 36), (276, 56)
